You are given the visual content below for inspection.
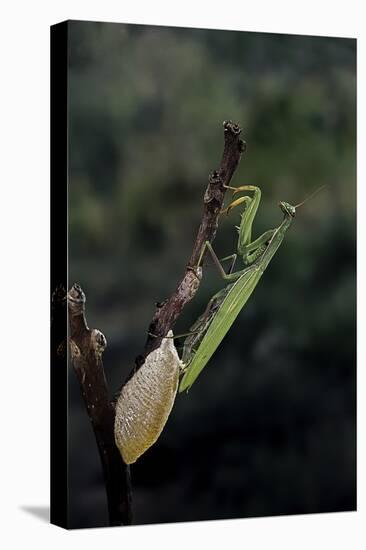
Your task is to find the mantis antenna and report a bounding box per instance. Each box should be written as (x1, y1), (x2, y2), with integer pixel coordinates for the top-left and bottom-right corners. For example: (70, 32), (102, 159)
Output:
(294, 184), (329, 209)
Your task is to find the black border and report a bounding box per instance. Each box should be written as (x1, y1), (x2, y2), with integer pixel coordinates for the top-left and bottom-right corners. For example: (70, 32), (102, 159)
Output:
(50, 20), (69, 529)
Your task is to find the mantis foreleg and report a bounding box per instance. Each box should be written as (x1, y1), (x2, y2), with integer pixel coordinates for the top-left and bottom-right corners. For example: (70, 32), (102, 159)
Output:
(225, 185), (276, 265)
(225, 185), (261, 252)
(243, 229), (276, 263)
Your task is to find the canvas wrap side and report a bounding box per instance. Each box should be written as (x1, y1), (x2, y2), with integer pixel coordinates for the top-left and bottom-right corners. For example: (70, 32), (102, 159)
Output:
(50, 20), (69, 529)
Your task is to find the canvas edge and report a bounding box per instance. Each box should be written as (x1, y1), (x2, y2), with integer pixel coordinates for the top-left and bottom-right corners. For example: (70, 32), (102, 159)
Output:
(50, 20), (69, 530)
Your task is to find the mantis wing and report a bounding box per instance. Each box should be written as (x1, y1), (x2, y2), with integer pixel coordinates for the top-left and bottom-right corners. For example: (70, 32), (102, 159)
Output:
(179, 266), (262, 392)
(182, 283), (234, 365)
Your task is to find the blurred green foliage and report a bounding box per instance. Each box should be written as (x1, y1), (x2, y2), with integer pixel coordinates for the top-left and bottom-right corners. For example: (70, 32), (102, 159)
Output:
(67, 21), (356, 527)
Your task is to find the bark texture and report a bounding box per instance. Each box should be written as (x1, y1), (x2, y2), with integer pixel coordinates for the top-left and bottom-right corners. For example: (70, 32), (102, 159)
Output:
(68, 283), (132, 526)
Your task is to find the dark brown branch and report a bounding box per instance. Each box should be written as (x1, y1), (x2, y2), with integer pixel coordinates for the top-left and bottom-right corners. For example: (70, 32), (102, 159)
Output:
(67, 283), (132, 526)
(141, 120), (246, 363)
(65, 121), (245, 526)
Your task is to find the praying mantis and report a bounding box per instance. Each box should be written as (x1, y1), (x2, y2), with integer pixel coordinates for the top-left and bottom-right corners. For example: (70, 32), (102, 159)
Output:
(179, 184), (324, 392)
(115, 183), (324, 463)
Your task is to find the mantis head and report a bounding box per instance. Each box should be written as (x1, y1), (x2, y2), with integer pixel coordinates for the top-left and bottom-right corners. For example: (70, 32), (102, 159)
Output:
(279, 201), (296, 217)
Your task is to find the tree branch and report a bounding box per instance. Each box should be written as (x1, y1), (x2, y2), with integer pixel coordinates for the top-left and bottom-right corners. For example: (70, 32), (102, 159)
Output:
(140, 120), (246, 363)
(65, 121), (245, 527)
(67, 283), (132, 526)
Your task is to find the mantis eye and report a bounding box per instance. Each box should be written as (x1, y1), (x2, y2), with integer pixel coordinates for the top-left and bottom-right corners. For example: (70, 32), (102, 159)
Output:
(114, 331), (183, 464)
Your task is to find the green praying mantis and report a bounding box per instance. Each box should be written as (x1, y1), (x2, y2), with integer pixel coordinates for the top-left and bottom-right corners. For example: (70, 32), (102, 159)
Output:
(178, 183), (325, 392)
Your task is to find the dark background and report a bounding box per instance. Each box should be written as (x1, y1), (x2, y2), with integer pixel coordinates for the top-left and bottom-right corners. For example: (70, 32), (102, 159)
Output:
(67, 21), (356, 528)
